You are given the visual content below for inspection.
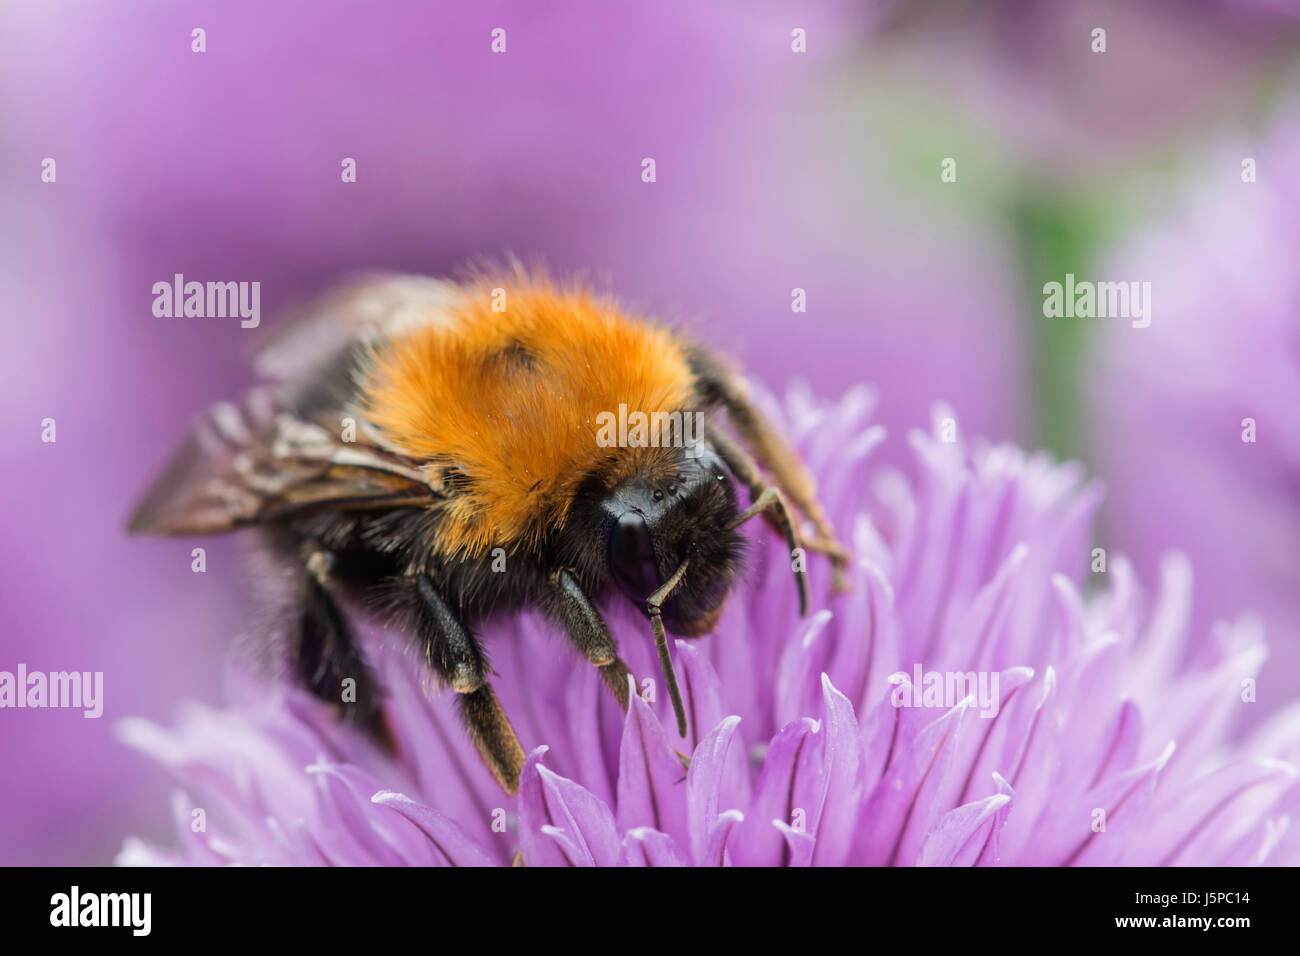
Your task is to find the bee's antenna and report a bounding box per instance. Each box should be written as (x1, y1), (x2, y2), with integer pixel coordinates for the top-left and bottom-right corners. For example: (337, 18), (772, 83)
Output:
(646, 558), (692, 739)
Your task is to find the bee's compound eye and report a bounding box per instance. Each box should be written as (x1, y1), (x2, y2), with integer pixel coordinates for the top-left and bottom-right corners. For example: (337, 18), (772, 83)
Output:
(609, 509), (662, 601)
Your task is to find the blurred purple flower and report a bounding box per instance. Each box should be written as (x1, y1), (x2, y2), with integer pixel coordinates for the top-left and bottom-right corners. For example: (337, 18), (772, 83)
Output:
(119, 390), (1300, 866)
(880, 0), (1300, 172)
(1213, 0), (1300, 18)
(1088, 109), (1300, 725)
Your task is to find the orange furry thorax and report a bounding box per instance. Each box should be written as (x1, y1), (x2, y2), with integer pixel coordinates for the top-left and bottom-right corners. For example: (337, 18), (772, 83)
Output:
(360, 278), (698, 558)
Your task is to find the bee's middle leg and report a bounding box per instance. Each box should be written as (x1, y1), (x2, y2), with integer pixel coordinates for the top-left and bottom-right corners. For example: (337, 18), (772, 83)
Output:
(397, 573), (527, 794)
(543, 568), (633, 711)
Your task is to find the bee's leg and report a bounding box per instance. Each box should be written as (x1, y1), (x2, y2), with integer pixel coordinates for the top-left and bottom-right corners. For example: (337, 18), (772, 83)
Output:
(703, 404), (851, 594)
(397, 573), (527, 794)
(646, 559), (693, 738)
(282, 546), (389, 745)
(543, 568), (633, 711)
(693, 355), (852, 592)
(544, 569), (693, 765)
(705, 424), (809, 615)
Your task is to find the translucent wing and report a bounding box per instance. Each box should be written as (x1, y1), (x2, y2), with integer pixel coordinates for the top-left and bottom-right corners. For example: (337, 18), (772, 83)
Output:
(127, 388), (439, 536)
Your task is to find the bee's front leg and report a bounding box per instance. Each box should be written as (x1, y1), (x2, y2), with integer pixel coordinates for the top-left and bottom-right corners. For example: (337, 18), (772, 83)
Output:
(705, 426), (810, 615)
(692, 351), (852, 592)
(543, 568), (633, 712)
(542, 569), (693, 768)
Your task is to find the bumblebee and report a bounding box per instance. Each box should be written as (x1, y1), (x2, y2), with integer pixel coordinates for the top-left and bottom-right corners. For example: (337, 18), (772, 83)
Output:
(129, 272), (849, 793)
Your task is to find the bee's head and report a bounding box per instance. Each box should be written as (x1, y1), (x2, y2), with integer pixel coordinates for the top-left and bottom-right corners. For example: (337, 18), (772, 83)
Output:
(588, 443), (744, 635)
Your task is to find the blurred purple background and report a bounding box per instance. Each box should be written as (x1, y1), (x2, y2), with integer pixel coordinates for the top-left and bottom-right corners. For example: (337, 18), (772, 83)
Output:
(2, 0), (1297, 864)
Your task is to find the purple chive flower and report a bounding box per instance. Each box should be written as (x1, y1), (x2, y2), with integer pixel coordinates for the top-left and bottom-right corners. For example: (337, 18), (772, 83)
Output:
(118, 388), (1300, 866)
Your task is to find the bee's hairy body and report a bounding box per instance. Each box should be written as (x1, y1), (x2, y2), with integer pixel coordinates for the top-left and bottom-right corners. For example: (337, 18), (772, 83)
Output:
(130, 272), (849, 793)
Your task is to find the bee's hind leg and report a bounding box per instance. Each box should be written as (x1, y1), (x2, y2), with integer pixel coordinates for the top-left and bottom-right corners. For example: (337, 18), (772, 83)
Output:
(263, 540), (390, 746)
(395, 573), (527, 794)
(543, 568), (633, 711)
